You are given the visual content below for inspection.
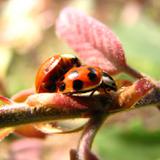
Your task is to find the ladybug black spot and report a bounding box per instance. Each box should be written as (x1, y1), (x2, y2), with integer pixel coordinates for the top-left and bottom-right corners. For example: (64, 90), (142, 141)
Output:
(59, 82), (66, 91)
(88, 72), (97, 82)
(87, 68), (97, 82)
(73, 80), (83, 91)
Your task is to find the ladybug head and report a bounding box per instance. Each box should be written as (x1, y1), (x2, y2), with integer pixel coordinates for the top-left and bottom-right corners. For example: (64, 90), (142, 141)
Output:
(102, 72), (117, 91)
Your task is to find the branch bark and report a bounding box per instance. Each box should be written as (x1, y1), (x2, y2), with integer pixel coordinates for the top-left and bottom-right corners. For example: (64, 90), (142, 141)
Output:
(76, 113), (108, 160)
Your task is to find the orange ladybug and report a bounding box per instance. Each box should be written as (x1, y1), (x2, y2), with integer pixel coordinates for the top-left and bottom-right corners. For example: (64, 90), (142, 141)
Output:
(35, 54), (81, 93)
(57, 65), (117, 95)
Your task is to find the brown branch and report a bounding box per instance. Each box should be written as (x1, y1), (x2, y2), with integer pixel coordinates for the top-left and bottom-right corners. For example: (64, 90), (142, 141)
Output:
(0, 103), (87, 128)
(0, 76), (157, 129)
(75, 113), (107, 160)
(0, 94), (114, 128)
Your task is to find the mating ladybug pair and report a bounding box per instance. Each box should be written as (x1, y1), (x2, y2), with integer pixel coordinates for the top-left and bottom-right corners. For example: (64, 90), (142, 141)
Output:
(35, 54), (117, 95)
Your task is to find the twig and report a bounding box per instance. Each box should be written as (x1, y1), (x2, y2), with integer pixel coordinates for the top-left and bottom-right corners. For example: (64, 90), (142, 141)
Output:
(0, 76), (157, 129)
(123, 64), (144, 79)
(0, 104), (88, 128)
(0, 93), (112, 128)
(75, 112), (108, 160)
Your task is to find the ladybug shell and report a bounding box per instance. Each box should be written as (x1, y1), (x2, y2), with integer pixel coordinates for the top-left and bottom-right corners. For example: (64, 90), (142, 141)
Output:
(35, 54), (81, 93)
(57, 66), (103, 94)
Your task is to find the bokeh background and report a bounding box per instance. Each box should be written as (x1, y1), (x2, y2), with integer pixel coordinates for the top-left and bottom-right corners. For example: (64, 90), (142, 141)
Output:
(0, 0), (160, 160)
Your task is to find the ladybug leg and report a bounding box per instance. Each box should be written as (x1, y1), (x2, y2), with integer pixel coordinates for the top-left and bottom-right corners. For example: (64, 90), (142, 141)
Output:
(65, 92), (74, 96)
(89, 88), (97, 97)
(103, 87), (109, 95)
(99, 83), (109, 95)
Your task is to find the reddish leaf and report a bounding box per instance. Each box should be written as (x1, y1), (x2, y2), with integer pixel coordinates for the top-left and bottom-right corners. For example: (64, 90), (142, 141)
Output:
(118, 77), (154, 108)
(56, 8), (126, 75)
(0, 95), (13, 105)
(11, 88), (34, 102)
(0, 128), (14, 141)
(15, 125), (46, 139)
(26, 93), (91, 109)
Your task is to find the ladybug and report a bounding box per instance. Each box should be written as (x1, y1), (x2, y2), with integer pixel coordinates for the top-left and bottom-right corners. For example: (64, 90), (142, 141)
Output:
(57, 65), (117, 95)
(35, 54), (81, 93)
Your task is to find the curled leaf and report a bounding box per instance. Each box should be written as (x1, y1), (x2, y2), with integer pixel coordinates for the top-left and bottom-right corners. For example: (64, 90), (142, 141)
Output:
(34, 118), (87, 134)
(118, 77), (155, 108)
(0, 95), (13, 105)
(56, 7), (126, 75)
(11, 88), (34, 102)
(14, 125), (46, 138)
(0, 128), (14, 141)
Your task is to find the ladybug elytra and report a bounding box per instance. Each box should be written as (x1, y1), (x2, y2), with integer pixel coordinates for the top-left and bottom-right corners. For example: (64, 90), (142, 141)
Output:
(57, 65), (117, 95)
(35, 54), (81, 93)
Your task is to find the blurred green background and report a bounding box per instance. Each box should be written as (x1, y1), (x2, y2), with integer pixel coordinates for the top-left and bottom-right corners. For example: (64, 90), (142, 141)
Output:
(0, 0), (160, 160)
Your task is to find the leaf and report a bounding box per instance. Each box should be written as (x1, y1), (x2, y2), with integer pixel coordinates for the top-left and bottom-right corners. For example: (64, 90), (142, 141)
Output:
(118, 77), (155, 108)
(0, 128), (14, 141)
(15, 125), (46, 138)
(11, 88), (34, 102)
(0, 95), (13, 105)
(56, 7), (127, 75)
(34, 118), (87, 134)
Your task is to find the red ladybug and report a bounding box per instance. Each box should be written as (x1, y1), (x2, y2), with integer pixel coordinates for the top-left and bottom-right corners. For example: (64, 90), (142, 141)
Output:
(35, 54), (81, 93)
(57, 65), (117, 95)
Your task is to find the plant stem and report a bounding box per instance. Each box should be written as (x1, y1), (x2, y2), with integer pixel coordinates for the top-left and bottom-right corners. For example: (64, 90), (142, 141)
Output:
(0, 104), (88, 128)
(76, 112), (108, 160)
(123, 64), (144, 79)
